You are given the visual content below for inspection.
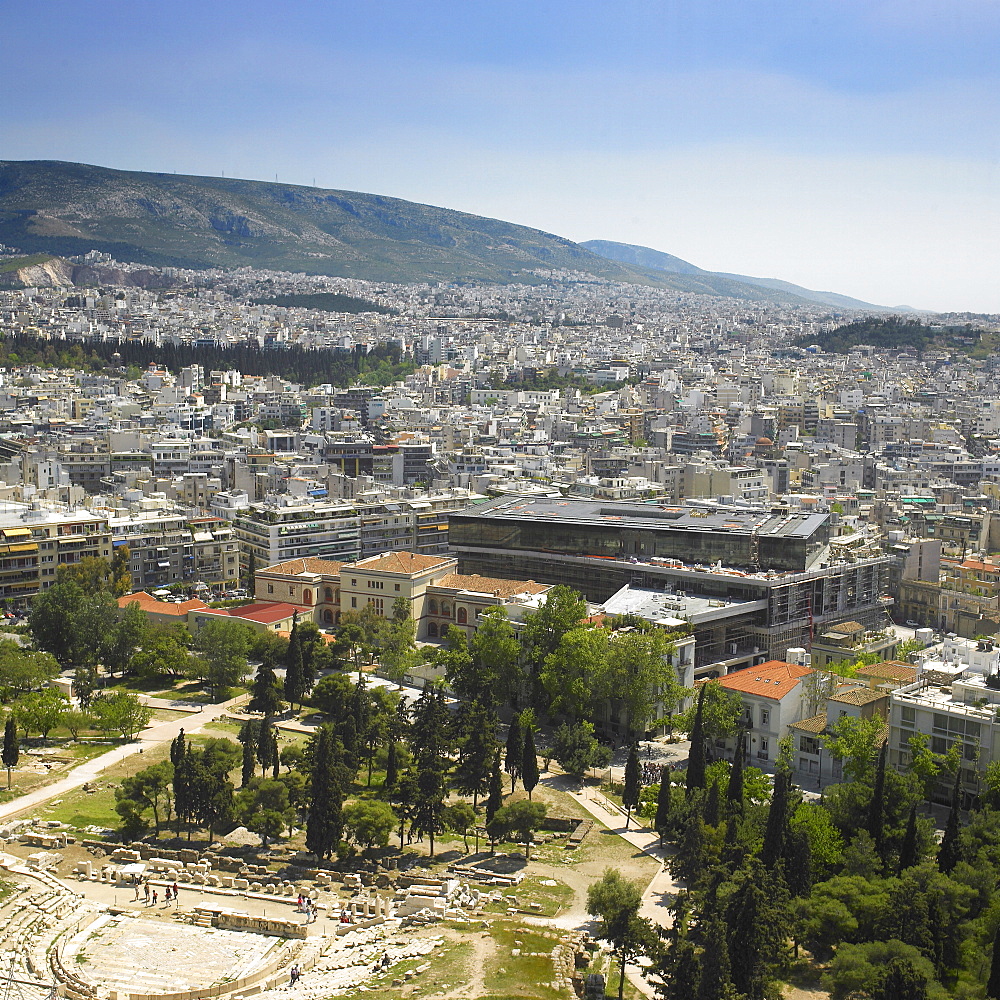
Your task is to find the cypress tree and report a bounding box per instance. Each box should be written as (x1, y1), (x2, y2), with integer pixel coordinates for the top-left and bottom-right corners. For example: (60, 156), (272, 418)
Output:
(486, 751), (504, 827)
(697, 912), (734, 1000)
(761, 770), (790, 870)
(170, 730), (187, 838)
(868, 741), (887, 857)
(385, 739), (399, 791)
(686, 685), (707, 793)
(257, 717), (274, 776)
(2, 717), (19, 790)
(246, 549), (256, 595)
(704, 780), (721, 828)
(306, 726), (343, 860)
(622, 742), (641, 828)
(241, 740), (255, 788)
(654, 766), (672, 845)
(937, 769), (963, 874)
(986, 924), (1000, 999)
(504, 714), (523, 792)
(726, 729), (746, 813)
(521, 724), (539, 801)
(898, 803), (919, 872)
(284, 617), (305, 710)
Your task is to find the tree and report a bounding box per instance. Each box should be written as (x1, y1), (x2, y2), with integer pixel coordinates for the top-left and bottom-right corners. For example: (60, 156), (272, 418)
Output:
(987, 924), (1000, 1000)
(236, 777), (291, 845)
(551, 719), (612, 778)
(343, 799), (397, 848)
(686, 684), (708, 793)
(869, 741), (888, 857)
(249, 652), (284, 717)
(676, 680), (743, 745)
(937, 769), (963, 874)
(130, 624), (192, 681)
(504, 713), (523, 792)
(90, 689), (152, 740)
(601, 627), (686, 736)
(306, 726), (344, 860)
(486, 750), (503, 825)
(488, 800), (548, 859)
(653, 766), (672, 845)
(823, 715), (884, 783)
(0, 641), (60, 701)
(726, 728), (747, 813)
(443, 801), (477, 853)
(623, 742), (641, 829)
(586, 868), (653, 1000)
(56, 555), (125, 596)
(193, 619), (254, 701)
(521, 585), (587, 674)
(727, 865), (790, 1000)
(411, 764), (447, 857)
(100, 601), (148, 678)
(283, 617), (305, 710)
(116, 761), (174, 834)
(539, 626), (607, 722)
(761, 769), (792, 870)
(452, 699), (498, 808)
(466, 607), (522, 707)
(29, 580), (114, 668)
(2, 717), (19, 789)
(377, 611), (421, 686)
(309, 672), (354, 723)
(11, 688), (68, 741)
(246, 549), (257, 594)
(522, 721), (540, 801)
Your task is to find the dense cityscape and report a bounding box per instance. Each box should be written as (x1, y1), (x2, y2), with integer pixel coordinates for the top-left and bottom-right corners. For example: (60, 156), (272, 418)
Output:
(0, 250), (998, 1000)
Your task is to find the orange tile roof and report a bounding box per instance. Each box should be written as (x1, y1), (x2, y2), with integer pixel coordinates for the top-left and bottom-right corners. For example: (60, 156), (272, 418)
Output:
(352, 552), (454, 574)
(856, 660), (918, 682)
(830, 687), (887, 707)
(118, 592), (208, 616)
(431, 573), (550, 598)
(199, 601), (306, 625)
(715, 660), (813, 700)
(789, 713), (828, 734)
(260, 558), (345, 577)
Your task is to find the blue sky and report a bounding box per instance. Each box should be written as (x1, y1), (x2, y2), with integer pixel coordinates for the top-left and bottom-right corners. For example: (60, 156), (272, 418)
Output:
(3, 1), (999, 312)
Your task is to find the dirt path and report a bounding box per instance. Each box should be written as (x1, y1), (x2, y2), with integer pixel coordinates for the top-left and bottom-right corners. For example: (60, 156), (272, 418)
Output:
(431, 927), (495, 1000)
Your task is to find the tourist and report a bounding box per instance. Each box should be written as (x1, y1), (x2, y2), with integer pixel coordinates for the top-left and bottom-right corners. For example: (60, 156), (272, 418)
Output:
(152, 890), (158, 906)
(172, 882), (179, 902)
(144, 883), (150, 904)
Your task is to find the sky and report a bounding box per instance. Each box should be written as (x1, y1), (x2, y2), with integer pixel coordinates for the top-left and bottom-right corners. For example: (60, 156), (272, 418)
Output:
(3, 0), (999, 313)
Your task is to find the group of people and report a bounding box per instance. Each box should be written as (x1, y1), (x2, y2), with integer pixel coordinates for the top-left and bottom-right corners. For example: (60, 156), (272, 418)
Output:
(131, 878), (179, 907)
(296, 893), (318, 922)
(289, 965), (303, 985)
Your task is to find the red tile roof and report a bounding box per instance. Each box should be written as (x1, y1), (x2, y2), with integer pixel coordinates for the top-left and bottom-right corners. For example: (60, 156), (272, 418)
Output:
(198, 602), (306, 624)
(714, 660), (813, 700)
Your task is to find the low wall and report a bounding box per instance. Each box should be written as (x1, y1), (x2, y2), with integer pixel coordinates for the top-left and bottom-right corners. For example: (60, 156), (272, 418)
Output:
(213, 913), (307, 939)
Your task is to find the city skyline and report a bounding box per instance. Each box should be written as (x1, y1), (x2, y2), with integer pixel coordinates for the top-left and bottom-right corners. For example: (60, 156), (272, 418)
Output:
(3, 0), (999, 313)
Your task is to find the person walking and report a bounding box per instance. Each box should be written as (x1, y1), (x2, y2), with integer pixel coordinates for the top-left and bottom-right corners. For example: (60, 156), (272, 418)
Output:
(152, 890), (158, 906)
(144, 883), (150, 904)
(172, 882), (179, 903)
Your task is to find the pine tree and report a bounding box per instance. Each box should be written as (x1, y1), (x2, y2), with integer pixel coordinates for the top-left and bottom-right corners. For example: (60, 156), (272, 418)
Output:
(898, 803), (919, 872)
(453, 700), (498, 809)
(522, 724), (540, 801)
(697, 912), (734, 1000)
(385, 739), (399, 791)
(937, 769), (963, 873)
(2, 717), (19, 790)
(623, 742), (641, 829)
(505, 714), (523, 792)
(654, 766), (672, 845)
(727, 866), (788, 1000)
(284, 617), (305, 710)
(686, 685), (707, 793)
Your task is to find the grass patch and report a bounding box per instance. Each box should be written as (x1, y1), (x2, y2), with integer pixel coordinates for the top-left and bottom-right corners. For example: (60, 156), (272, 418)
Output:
(483, 925), (561, 999)
(0, 741), (116, 806)
(360, 939), (468, 999)
(0, 254), (55, 273)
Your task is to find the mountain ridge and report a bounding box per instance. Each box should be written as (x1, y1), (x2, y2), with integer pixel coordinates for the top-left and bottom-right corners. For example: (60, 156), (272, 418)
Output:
(0, 160), (848, 306)
(581, 239), (897, 312)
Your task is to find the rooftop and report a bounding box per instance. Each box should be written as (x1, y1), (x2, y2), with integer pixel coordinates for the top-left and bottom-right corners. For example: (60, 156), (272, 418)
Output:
(430, 573), (550, 599)
(713, 660), (813, 700)
(351, 551), (455, 574)
(260, 557), (346, 578)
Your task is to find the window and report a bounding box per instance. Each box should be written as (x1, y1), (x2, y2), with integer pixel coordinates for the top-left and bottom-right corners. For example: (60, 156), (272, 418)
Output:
(428, 599), (438, 615)
(267, 584), (274, 594)
(303, 589), (312, 604)
(441, 602), (451, 617)
(427, 621), (438, 638)
(394, 583), (400, 591)
(457, 608), (467, 624)
(323, 609), (333, 624)
(901, 706), (915, 724)
(289, 586), (295, 596)
(324, 587), (333, 602)
(760, 709), (770, 727)
(759, 738), (769, 758)
(351, 596), (357, 608)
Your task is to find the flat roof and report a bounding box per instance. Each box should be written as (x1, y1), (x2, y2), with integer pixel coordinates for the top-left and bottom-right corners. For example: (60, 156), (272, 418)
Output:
(602, 585), (766, 626)
(454, 496), (829, 540)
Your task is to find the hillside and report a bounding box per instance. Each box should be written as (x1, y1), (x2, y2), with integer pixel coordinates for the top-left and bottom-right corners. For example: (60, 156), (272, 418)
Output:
(793, 316), (988, 354)
(582, 238), (889, 311)
(0, 161), (820, 303)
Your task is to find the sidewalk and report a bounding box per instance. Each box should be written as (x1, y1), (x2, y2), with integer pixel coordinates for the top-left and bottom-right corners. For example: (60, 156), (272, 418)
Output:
(0, 694), (244, 823)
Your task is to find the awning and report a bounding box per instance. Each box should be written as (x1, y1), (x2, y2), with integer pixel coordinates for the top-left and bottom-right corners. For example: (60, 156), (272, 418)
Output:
(2, 528), (32, 540)
(7, 543), (38, 553)
(113, 539), (129, 547)
(157, 561), (170, 568)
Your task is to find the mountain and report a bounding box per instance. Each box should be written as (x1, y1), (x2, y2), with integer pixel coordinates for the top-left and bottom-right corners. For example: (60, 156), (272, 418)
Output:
(0, 161), (820, 304)
(581, 239), (891, 311)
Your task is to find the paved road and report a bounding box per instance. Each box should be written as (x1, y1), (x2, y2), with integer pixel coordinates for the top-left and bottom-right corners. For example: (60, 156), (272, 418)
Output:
(0, 694), (245, 823)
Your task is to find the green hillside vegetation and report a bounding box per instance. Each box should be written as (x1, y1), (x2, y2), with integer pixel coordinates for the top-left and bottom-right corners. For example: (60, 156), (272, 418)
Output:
(0, 331), (414, 388)
(0, 253), (54, 273)
(252, 292), (397, 315)
(796, 316), (989, 354)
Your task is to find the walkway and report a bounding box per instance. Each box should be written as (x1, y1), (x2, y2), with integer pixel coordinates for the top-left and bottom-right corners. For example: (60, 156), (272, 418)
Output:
(0, 694), (246, 823)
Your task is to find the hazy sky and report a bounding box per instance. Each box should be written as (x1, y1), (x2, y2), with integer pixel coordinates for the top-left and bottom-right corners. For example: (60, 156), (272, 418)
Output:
(4, 1), (999, 312)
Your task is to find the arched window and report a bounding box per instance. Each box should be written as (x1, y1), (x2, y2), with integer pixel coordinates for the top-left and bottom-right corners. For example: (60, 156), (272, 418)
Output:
(303, 589), (313, 604)
(457, 607), (467, 625)
(441, 602), (451, 617)
(427, 621), (439, 638)
(428, 598), (439, 615)
(323, 609), (333, 624)
(324, 586), (333, 602)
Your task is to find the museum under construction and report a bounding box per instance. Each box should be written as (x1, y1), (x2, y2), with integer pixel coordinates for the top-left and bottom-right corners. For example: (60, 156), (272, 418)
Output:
(449, 496), (893, 674)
